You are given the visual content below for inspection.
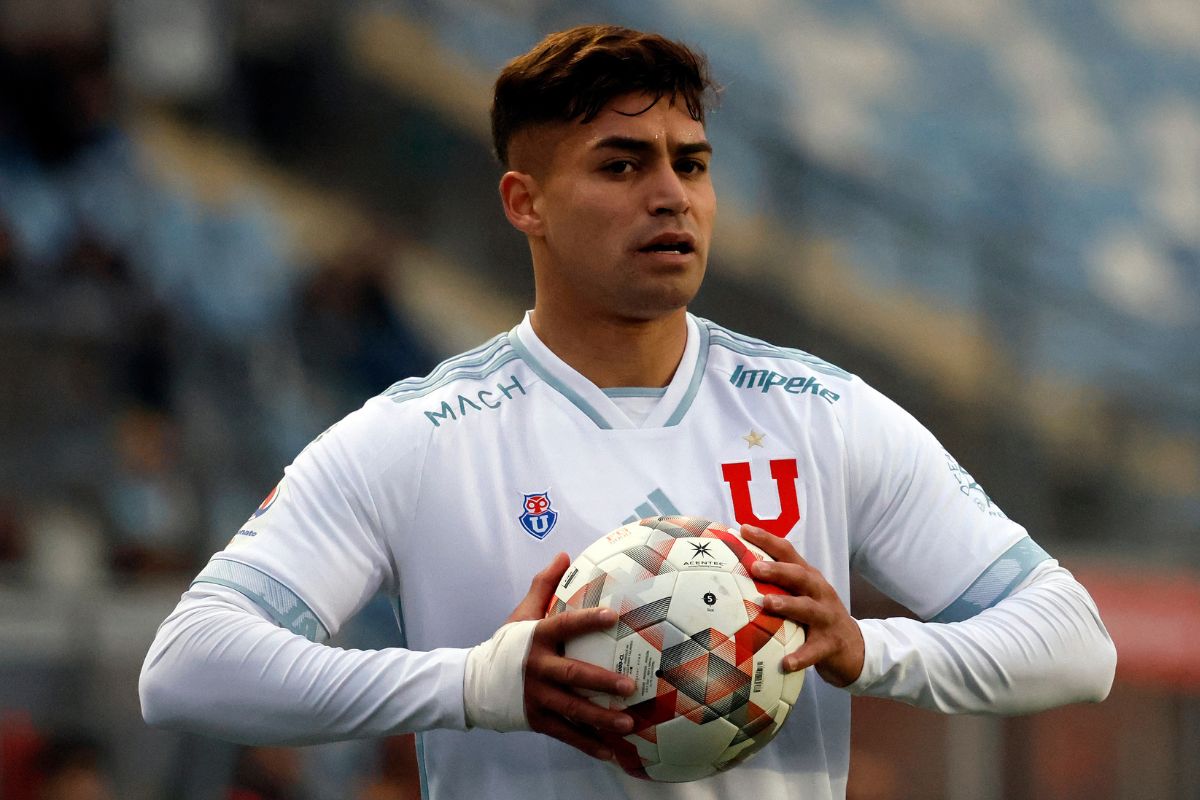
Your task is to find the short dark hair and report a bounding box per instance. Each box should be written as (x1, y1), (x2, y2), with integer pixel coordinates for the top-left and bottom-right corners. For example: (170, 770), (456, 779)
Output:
(490, 25), (718, 167)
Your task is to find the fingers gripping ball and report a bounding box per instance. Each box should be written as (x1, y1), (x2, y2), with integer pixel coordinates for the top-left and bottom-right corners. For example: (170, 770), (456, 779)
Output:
(545, 516), (805, 782)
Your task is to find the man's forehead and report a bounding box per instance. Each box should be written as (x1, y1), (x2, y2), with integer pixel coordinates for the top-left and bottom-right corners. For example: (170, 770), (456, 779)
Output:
(507, 93), (707, 174)
(580, 93), (707, 147)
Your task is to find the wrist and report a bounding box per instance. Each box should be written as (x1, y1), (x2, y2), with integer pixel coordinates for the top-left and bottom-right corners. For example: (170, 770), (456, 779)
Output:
(843, 618), (888, 694)
(462, 620), (539, 732)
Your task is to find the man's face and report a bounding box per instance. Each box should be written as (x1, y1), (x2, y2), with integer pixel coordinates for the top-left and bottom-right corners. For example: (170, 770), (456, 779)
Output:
(513, 93), (716, 323)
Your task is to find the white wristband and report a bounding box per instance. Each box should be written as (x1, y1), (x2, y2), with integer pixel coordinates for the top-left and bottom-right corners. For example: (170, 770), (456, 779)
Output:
(462, 620), (538, 732)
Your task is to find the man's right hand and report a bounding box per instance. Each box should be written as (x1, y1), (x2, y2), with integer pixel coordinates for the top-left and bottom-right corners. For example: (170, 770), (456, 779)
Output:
(508, 553), (636, 761)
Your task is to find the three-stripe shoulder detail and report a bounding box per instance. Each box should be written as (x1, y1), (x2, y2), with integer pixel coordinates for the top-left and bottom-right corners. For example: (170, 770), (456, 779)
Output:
(383, 334), (522, 404)
(702, 319), (853, 380)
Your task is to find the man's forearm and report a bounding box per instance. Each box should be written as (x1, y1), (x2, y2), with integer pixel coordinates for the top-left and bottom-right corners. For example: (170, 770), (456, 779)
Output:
(139, 585), (470, 744)
(847, 563), (1116, 714)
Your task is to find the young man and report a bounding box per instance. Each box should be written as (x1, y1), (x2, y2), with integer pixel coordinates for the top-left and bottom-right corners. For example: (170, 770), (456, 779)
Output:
(141, 25), (1116, 799)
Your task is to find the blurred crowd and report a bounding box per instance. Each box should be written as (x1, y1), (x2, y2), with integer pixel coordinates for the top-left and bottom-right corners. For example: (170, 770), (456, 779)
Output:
(1, 710), (423, 800)
(2, 1), (1193, 797)
(1, 718), (114, 800)
(0, 33), (434, 585)
(0, 27), (433, 800)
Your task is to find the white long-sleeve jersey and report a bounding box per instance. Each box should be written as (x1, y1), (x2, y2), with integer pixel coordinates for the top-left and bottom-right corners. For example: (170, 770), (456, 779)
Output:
(141, 313), (1115, 800)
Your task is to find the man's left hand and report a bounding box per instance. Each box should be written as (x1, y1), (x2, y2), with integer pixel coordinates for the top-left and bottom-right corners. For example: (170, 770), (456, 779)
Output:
(740, 525), (865, 688)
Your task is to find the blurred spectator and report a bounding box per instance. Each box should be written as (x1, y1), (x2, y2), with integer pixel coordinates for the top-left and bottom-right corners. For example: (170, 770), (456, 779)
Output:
(106, 406), (199, 578)
(0, 214), (17, 288)
(295, 238), (433, 410)
(355, 736), (420, 800)
(231, 0), (334, 162)
(121, 307), (176, 412)
(0, 39), (114, 168)
(0, 38), (121, 288)
(26, 502), (107, 590)
(846, 747), (900, 800)
(55, 232), (139, 339)
(0, 720), (115, 800)
(36, 732), (115, 800)
(0, 712), (42, 799)
(227, 746), (308, 800)
(0, 497), (26, 567)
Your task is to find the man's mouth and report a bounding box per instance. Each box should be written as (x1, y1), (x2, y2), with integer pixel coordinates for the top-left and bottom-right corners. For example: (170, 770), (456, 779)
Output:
(638, 234), (696, 255)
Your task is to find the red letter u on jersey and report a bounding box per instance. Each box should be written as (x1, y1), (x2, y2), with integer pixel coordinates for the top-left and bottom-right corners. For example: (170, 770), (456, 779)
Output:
(721, 459), (800, 537)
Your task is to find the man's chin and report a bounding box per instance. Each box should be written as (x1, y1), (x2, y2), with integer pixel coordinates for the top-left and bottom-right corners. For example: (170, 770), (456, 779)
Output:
(615, 285), (701, 322)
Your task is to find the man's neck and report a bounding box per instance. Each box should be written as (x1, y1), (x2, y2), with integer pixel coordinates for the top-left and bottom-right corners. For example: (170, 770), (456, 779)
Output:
(529, 307), (688, 389)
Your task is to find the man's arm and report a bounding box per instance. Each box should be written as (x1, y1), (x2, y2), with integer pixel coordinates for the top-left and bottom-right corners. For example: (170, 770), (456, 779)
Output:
(139, 583), (469, 744)
(846, 560), (1115, 713)
(140, 394), (635, 755)
(140, 556), (635, 752)
(742, 527), (1116, 714)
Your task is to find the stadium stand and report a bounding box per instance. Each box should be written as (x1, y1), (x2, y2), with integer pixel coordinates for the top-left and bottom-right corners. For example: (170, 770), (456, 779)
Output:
(0, 1), (1197, 797)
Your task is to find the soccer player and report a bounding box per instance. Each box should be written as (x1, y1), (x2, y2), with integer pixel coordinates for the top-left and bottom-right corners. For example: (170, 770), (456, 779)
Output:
(140, 25), (1116, 799)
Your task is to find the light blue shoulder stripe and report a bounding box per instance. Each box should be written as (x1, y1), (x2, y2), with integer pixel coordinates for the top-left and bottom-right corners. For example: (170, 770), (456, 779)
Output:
(929, 536), (1051, 623)
(193, 557), (330, 642)
(383, 333), (509, 397)
(386, 351), (523, 405)
(384, 335), (508, 397)
(703, 320), (852, 380)
(664, 320), (710, 427)
(508, 331), (613, 429)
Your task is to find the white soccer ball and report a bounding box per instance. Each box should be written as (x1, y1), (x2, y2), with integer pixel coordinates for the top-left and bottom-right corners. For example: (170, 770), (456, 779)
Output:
(547, 515), (805, 782)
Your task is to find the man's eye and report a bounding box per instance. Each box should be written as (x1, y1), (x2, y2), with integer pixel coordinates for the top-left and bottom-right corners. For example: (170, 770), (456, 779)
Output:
(603, 160), (635, 175)
(677, 159), (708, 175)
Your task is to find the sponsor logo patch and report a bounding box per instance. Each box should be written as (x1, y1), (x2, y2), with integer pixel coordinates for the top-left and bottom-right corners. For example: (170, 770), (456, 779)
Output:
(228, 480), (285, 550)
(252, 481), (282, 519)
(729, 364), (841, 404)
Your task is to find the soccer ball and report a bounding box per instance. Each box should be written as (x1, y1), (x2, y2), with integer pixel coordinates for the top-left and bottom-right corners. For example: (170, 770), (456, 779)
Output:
(547, 515), (805, 782)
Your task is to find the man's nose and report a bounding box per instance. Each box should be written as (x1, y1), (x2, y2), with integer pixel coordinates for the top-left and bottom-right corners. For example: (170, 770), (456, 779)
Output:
(647, 164), (690, 216)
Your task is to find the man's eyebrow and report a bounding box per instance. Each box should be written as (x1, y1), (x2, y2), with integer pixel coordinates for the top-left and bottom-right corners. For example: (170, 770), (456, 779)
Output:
(676, 141), (714, 157)
(592, 136), (713, 156)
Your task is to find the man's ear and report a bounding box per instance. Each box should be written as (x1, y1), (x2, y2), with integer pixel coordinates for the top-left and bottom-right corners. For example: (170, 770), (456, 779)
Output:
(499, 171), (545, 237)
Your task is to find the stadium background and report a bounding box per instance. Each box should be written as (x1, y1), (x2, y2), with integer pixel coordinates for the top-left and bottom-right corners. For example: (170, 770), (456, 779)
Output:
(0, 0), (1196, 797)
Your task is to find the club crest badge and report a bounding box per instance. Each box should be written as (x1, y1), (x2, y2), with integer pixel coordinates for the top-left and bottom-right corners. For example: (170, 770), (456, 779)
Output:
(519, 491), (558, 540)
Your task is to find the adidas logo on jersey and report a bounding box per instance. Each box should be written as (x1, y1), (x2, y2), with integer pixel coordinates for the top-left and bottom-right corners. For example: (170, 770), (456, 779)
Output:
(730, 364), (841, 404)
(621, 489), (681, 525)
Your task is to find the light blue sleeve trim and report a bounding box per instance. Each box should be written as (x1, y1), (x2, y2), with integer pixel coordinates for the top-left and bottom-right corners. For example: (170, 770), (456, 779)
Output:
(929, 536), (1051, 623)
(193, 557), (330, 643)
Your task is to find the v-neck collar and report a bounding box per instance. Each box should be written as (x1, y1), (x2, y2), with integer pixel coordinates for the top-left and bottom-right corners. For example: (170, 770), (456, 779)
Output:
(508, 312), (709, 430)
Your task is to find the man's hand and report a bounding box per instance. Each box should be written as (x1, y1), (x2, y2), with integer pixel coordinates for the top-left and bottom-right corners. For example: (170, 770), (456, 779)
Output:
(508, 553), (636, 761)
(740, 525), (865, 687)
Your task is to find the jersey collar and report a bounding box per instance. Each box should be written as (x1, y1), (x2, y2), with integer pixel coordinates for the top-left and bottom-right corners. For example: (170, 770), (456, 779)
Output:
(509, 312), (709, 430)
